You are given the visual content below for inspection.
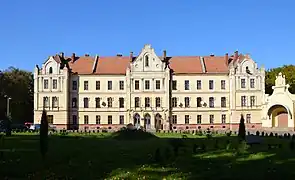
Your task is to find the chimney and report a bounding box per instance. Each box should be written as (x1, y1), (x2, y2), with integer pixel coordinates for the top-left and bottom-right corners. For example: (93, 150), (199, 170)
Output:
(234, 51), (238, 60)
(210, 54), (214, 57)
(163, 50), (167, 60)
(85, 54), (89, 57)
(130, 52), (133, 62)
(72, 53), (76, 62)
(60, 52), (64, 58)
(225, 53), (229, 65)
(117, 54), (122, 57)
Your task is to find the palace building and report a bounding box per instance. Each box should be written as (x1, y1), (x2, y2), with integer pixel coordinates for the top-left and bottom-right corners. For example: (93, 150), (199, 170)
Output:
(33, 44), (295, 131)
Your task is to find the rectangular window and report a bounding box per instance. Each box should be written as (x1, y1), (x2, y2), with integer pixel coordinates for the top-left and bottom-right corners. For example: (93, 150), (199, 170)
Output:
(197, 80), (202, 90)
(107, 97), (112, 108)
(184, 97), (190, 107)
(221, 114), (226, 124)
(209, 115), (214, 124)
(209, 80), (214, 90)
(241, 79), (246, 88)
(72, 115), (77, 125)
(72, 98), (77, 108)
(209, 97), (214, 108)
(185, 115), (190, 124)
(145, 80), (150, 90)
(84, 115), (89, 124)
(250, 79), (255, 88)
(84, 81), (88, 90)
(197, 115), (202, 124)
(221, 97), (226, 108)
(221, 80), (226, 90)
(250, 96), (255, 107)
(184, 80), (189, 90)
(108, 81), (112, 90)
(96, 81), (100, 90)
(246, 114), (251, 123)
(156, 80), (161, 90)
(155, 97), (161, 107)
(172, 115), (177, 124)
(95, 97), (101, 108)
(47, 115), (53, 124)
(72, 81), (77, 90)
(145, 97), (150, 107)
(43, 97), (49, 108)
(119, 115), (124, 125)
(135, 97), (140, 108)
(241, 96), (247, 107)
(108, 115), (112, 124)
(44, 79), (48, 89)
(119, 81), (124, 90)
(84, 98), (89, 108)
(197, 97), (202, 107)
(172, 97), (177, 108)
(96, 115), (100, 124)
(52, 97), (58, 108)
(52, 79), (57, 89)
(135, 80), (140, 90)
(172, 80), (177, 90)
(119, 97), (124, 108)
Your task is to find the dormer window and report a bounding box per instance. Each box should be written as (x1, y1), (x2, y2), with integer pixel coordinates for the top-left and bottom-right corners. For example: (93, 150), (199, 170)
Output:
(49, 67), (53, 74)
(145, 55), (149, 67)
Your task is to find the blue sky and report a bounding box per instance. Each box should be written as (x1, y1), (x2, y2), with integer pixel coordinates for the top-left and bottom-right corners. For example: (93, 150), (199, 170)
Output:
(0, 0), (294, 71)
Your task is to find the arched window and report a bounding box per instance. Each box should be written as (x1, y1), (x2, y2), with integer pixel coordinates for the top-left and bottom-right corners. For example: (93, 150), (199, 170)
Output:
(145, 55), (149, 67)
(49, 67), (53, 74)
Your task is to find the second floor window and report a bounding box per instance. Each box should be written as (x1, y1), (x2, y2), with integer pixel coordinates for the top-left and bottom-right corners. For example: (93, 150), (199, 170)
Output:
(246, 114), (251, 123)
(107, 97), (112, 107)
(72, 98), (77, 108)
(156, 80), (161, 90)
(52, 97), (58, 108)
(84, 81), (88, 90)
(197, 115), (202, 124)
(84, 97), (89, 108)
(184, 80), (189, 90)
(119, 81), (124, 90)
(96, 81), (100, 90)
(209, 80), (214, 90)
(221, 97), (226, 108)
(96, 115), (100, 124)
(95, 97), (101, 108)
(135, 97), (140, 108)
(185, 115), (189, 124)
(43, 97), (49, 108)
(250, 79), (255, 88)
(210, 115), (214, 124)
(221, 114), (226, 124)
(197, 80), (201, 90)
(135, 80), (139, 90)
(72, 81), (77, 90)
(250, 96), (255, 107)
(172, 115), (177, 124)
(172, 97), (177, 108)
(184, 97), (190, 107)
(108, 115), (112, 124)
(108, 81), (112, 90)
(145, 80), (150, 90)
(241, 79), (246, 88)
(221, 80), (226, 90)
(84, 115), (89, 124)
(172, 80), (177, 90)
(52, 79), (57, 89)
(145, 97), (150, 107)
(209, 97), (214, 108)
(197, 97), (202, 107)
(44, 80), (48, 89)
(241, 96), (247, 107)
(155, 97), (161, 107)
(119, 97), (124, 108)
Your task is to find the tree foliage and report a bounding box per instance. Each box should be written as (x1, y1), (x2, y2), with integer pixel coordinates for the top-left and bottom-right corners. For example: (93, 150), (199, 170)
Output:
(0, 67), (33, 123)
(265, 65), (295, 95)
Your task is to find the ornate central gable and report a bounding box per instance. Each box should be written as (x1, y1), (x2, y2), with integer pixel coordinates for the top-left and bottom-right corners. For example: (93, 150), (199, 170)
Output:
(131, 44), (166, 72)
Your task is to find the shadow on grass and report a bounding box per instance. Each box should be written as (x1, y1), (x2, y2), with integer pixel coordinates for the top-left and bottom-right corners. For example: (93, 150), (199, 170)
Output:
(1, 132), (295, 179)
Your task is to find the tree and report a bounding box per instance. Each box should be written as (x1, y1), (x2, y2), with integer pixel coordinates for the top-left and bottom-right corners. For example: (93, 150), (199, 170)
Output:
(265, 65), (295, 95)
(238, 114), (246, 141)
(40, 110), (48, 159)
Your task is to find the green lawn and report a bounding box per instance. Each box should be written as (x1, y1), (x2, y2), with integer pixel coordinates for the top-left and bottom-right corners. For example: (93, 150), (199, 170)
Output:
(0, 132), (295, 179)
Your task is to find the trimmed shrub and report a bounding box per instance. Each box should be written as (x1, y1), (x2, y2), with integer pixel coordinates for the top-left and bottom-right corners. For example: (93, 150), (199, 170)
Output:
(270, 132), (274, 137)
(40, 110), (49, 159)
(238, 114), (246, 141)
(111, 128), (158, 140)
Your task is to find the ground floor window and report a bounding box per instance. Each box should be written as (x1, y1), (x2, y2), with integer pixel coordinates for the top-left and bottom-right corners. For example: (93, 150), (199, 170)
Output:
(197, 115), (202, 124)
(84, 115), (89, 124)
(185, 115), (189, 124)
(72, 115), (77, 124)
(209, 115), (214, 124)
(221, 114), (226, 124)
(96, 115), (100, 124)
(246, 114), (251, 123)
(172, 115), (177, 124)
(119, 115), (124, 125)
(47, 115), (53, 124)
(108, 115), (112, 124)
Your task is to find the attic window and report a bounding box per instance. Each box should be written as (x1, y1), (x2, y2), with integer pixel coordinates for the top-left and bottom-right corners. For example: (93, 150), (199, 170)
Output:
(145, 55), (149, 67)
(49, 67), (53, 74)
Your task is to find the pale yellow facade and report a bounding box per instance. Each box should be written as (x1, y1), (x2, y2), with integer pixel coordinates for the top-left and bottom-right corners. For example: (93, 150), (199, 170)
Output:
(33, 44), (295, 131)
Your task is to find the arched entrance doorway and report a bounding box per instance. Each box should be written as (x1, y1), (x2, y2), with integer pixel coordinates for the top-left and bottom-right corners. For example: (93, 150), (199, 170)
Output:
(155, 113), (163, 131)
(267, 105), (290, 128)
(133, 113), (140, 128)
(144, 113), (151, 130)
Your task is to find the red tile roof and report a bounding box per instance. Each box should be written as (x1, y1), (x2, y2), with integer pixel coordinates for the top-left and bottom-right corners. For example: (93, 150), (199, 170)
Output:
(169, 56), (203, 74)
(94, 56), (130, 75)
(203, 56), (228, 73)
